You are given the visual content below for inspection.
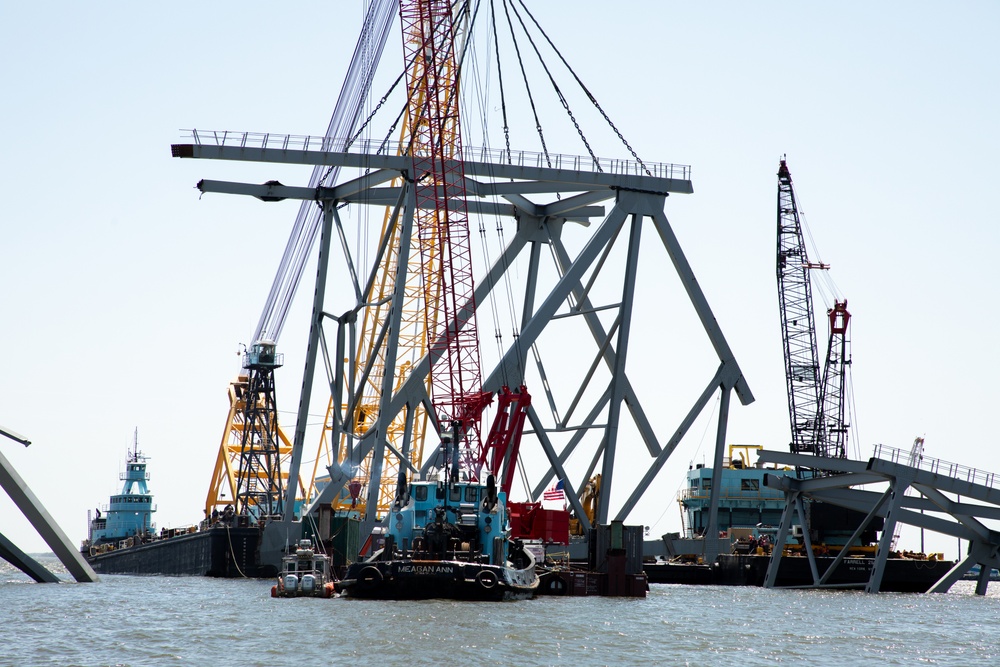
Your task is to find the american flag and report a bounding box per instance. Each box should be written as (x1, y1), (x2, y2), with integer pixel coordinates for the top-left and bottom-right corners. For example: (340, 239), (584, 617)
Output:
(543, 479), (564, 501)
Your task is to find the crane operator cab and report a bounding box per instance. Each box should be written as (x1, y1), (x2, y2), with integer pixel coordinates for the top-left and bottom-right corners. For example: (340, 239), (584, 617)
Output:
(244, 340), (283, 369)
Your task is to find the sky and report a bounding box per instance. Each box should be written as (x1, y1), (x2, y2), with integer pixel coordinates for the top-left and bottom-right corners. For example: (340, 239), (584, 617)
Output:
(2, 1), (999, 561)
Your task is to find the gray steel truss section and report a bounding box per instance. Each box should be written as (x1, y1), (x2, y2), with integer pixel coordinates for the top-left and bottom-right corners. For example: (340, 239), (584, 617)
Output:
(758, 448), (1000, 594)
(0, 447), (98, 582)
(596, 213), (643, 524)
(0, 531), (58, 583)
(171, 143), (694, 195)
(548, 236), (660, 460)
(176, 143), (764, 548)
(282, 205), (335, 519)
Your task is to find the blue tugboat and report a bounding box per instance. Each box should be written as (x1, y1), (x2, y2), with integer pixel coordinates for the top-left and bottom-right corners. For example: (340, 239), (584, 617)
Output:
(338, 428), (538, 600)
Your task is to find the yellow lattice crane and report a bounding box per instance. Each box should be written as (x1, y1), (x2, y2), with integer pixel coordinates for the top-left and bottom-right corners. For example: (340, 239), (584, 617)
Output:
(310, 3), (474, 521)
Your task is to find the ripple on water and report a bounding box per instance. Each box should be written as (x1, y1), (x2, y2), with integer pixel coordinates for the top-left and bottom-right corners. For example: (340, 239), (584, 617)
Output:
(1, 567), (999, 666)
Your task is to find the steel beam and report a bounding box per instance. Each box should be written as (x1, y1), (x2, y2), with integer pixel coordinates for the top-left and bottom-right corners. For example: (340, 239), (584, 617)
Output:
(0, 448), (98, 582)
(173, 143), (694, 194)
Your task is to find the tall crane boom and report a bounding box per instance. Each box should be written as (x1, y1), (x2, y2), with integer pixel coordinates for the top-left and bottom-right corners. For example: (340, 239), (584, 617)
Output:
(776, 158), (851, 459)
(776, 159), (825, 454)
(400, 0), (491, 452)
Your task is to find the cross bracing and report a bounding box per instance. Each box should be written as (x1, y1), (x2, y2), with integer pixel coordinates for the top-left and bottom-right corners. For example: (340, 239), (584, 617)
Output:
(172, 133), (752, 546)
(759, 446), (1000, 595)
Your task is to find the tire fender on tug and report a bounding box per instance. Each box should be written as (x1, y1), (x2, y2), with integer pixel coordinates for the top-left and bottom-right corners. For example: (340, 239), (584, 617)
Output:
(358, 565), (383, 587)
(476, 570), (498, 589)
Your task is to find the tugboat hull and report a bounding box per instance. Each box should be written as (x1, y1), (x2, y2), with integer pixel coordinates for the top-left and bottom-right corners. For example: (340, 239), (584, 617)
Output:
(339, 559), (537, 601)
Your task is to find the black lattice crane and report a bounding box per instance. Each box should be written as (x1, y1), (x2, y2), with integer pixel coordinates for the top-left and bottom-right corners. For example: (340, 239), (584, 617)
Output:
(776, 158), (850, 459)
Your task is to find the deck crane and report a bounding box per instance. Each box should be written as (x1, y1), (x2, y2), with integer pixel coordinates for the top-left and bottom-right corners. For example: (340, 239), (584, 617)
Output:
(776, 158), (850, 460)
(398, 0), (530, 490)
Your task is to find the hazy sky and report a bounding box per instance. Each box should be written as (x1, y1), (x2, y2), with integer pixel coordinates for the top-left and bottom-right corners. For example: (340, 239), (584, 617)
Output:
(2, 1), (998, 561)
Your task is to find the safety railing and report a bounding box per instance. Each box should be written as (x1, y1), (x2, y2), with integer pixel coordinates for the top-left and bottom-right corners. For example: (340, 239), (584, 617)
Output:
(873, 443), (999, 490)
(179, 129), (692, 181)
(679, 487), (786, 502)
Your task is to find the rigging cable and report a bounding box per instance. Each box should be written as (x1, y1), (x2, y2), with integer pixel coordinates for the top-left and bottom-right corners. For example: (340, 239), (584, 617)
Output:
(500, 0), (553, 169)
(505, 0), (600, 171)
(489, 0), (512, 164)
(252, 0), (398, 346)
(514, 0), (652, 176)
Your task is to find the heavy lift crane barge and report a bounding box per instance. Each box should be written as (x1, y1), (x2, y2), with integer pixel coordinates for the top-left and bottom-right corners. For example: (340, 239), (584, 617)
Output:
(173, 0), (758, 572)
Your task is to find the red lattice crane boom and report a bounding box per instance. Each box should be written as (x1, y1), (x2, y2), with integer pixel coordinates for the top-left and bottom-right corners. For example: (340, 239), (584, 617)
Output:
(401, 1), (527, 483)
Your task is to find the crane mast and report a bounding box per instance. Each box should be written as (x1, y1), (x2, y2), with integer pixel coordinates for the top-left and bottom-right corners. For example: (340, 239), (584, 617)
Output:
(818, 300), (850, 458)
(776, 158), (850, 459)
(401, 0), (491, 454)
(776, 159), (825, 454)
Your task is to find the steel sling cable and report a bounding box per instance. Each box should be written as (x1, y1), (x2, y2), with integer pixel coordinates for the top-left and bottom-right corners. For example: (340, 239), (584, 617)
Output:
(254, 0), (399, 345)
(500, 0), (553, 170)
(505, 0), (600, 172)
(514, 0), (652, 177)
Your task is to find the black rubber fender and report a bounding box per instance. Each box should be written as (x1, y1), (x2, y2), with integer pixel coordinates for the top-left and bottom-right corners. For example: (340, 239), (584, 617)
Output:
(476, 570), (499, 589)
(358, 566), (384, 587)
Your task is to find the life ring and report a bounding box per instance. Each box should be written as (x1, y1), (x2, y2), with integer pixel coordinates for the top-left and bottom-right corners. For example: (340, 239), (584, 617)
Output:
(358, 566), (383, 586)
(476, 570), (498, 589)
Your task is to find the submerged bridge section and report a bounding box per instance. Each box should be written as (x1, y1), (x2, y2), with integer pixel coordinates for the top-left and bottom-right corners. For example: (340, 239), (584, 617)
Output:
(759, 445), (1000, 595)
(0, 429), (98, 582)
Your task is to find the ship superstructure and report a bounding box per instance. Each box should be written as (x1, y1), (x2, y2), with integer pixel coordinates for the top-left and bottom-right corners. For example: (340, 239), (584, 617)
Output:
(87, 431), (156, 548)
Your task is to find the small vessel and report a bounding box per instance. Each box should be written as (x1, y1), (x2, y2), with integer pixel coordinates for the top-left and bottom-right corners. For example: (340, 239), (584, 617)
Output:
(338, 471), (538, 601)
(271, 539), (336, 598)
(81, 431), (269, 577)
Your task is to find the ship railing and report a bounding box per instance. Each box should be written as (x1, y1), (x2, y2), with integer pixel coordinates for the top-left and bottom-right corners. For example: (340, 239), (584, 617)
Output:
(873, 443), (999, 490)
(180, 129), (692, 181)
(119, 471), (150, 481)
(679, 488), (785, 502)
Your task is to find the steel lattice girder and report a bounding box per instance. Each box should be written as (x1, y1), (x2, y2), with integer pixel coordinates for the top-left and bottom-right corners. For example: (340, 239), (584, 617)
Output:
(174, 142), (752, 542)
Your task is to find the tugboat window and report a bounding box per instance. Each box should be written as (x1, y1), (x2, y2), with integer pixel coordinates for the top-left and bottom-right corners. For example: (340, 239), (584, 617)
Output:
(450, 485), (461, 502)
(465, 486), (478, 503)
(415, 486), (428, 502)
(741, 479), (760, 491)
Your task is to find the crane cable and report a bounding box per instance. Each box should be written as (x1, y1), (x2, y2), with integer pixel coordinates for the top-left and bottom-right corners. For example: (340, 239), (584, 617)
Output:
(504, 0), (601, 172)
(252, 0), (398, 346)
(499, 0), (554, 170)
(513, 0), (652, 177)
(489, 0), (512, 164)
(458, 0), (509, 385)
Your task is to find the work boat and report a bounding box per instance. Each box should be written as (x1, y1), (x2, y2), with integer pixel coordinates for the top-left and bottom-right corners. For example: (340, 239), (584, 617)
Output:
(272, 539), (336, 598)
(339, 472), (538, 601)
